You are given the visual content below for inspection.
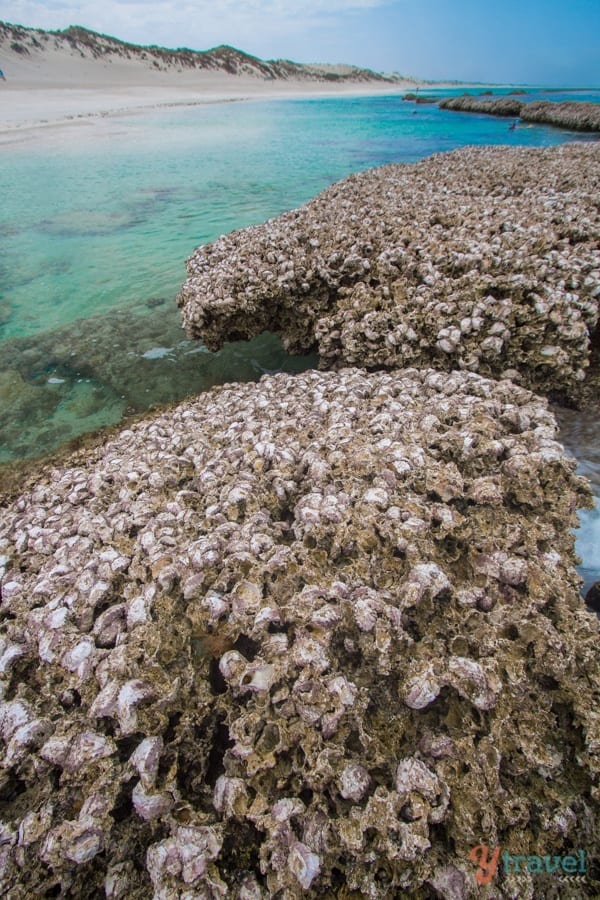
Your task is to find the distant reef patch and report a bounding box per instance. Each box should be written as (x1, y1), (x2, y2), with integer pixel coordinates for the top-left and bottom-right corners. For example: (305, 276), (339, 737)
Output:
(439, 95), (600, 132)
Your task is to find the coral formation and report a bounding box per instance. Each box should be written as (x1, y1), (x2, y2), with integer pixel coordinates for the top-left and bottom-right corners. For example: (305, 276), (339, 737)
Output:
(402, 93), (437, 104)
(439, 96), (600, 132)
(520, 101), (600, 131)
(178, 144), (600, 406)
(1, 368), (599, 898)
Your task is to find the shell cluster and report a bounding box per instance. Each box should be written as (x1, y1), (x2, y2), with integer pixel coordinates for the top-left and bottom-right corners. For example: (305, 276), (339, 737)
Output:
(178, 143), (600, 405)
(1, 367), (599, 897)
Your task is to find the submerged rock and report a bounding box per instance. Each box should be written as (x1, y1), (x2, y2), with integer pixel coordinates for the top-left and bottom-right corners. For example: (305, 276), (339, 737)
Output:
(178, 143), (600, 405)
(0, 297), (316, 462)
(0, 368), (599, 897)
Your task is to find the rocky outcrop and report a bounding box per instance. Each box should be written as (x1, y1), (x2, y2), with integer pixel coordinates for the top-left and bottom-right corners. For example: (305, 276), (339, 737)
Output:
(439, 96), (523, 117)
(178, 144), (600, 405)
(521, 100), (600, 131)
(439, 96), (600, 132)
(0, 367), (599, 898)
(402, 93), (437, 104)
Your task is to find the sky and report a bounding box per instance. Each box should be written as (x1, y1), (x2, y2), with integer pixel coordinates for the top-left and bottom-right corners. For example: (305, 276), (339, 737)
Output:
(2, 0), (599, 86)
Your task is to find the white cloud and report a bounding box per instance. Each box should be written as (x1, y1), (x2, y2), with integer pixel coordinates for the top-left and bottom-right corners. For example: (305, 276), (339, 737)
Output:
(4, 0), (387, 32)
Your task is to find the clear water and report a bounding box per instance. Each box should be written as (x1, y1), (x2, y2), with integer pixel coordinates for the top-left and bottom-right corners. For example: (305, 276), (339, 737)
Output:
(0, 89), (598, 591)
(3, 92), (599, 351)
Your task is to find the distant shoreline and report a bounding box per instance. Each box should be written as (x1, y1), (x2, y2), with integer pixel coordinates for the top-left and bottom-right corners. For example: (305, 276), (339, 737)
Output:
(0, 19), (424, 137)
(0, 81), (568, 142)
(0, 18), (546, 140)
(1, 79), (518, 141)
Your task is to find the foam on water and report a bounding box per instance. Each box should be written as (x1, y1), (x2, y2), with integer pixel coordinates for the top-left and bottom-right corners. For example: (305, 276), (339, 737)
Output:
(142, 346), (174, 359)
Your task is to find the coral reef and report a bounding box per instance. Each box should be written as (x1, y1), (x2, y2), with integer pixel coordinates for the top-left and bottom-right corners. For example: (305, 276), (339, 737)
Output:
(178, 144), (600, 406)
(439, 97), (600, 132)
(1, 368), (599, 898)
(402, 93), (437, 104)
(521, 100), (600, 132)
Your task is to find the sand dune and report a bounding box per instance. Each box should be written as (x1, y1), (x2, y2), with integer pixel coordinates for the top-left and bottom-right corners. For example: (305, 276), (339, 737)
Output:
(0, 22), (420, 134)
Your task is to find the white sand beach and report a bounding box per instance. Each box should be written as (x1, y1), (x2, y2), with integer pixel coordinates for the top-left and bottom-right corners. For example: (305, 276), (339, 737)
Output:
(0, 76), (415, 135)
(0, 31), (421, 138)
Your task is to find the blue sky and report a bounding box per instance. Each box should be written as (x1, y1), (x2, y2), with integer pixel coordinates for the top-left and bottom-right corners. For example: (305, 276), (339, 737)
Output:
(2, 0), (599, 85)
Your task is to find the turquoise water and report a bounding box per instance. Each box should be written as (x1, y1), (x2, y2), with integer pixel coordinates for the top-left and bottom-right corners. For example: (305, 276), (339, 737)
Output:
(2, 92), (598, 349)
(0, 89), (598, 592)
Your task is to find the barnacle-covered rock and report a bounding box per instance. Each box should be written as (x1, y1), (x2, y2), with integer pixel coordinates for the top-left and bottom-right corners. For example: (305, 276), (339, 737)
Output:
(178, 143), (600, 405)
(440, 95), (600, 132)
(0, 367), (599, 897)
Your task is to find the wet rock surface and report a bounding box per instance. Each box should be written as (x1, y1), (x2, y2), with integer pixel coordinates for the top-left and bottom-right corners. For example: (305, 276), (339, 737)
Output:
(1, 368), (599, 898)
(585, 582), (600, 612)
(178, 144), (600, 406)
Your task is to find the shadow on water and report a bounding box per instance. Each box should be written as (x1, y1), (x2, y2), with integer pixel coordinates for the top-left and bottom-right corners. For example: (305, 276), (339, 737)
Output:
(0, 295), (317, 464)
